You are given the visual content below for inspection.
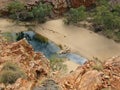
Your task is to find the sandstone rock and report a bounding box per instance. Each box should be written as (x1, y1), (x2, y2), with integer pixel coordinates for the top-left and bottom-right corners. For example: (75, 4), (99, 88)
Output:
(0, 38), (50, 90)
(57, 57), (120, 90)
(57, 61), (104, 90)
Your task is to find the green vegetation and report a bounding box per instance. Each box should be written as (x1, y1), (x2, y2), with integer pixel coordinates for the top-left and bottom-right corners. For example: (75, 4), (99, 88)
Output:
(0, 62), (26, 84)
(92, 57), (103, 71)
(7, 1), (25, 19)
(92, 0), (120, 41)
(32, 3), (52, 23)
(93, 4), (120, 30)
(50, 56), (67, 72)
(7, 1), (25, 14)
(64, 6), (87, 24)
(5, 1), (52, 22)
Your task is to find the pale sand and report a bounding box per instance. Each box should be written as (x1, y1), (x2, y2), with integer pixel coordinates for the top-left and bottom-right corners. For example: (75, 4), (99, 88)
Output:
(35, 19), (120, 61)
(63, 60), (79, 73)
(0, 18), (27, 32)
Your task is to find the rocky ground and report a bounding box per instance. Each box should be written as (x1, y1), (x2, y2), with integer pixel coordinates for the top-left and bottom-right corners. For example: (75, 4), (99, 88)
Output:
(0, 35), (120, 90)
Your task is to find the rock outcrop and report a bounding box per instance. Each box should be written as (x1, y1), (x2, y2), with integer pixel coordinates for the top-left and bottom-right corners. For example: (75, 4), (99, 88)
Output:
(0, 36), (50, 90)
(57, 57), (120, 90)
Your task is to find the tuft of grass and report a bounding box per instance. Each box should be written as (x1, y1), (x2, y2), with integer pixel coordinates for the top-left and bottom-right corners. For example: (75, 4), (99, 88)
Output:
(50, 56), (67, 72)
(58, 44), (63, 49)
(1, 32), (17, 42)
(27, 27), (34, 31)
(2, 62), (19, 71)
(0, 62), (26, 84)
(92, 57), (104, 71)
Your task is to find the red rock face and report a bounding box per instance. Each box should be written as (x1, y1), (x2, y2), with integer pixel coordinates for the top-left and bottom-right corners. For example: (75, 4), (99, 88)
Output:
(70, 0), (96, 8)
(0, 0), (96, 15)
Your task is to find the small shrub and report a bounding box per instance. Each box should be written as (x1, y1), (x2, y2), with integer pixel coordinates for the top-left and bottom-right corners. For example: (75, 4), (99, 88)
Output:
(92, 64), (103, 71)
(50, 56), (67, 72)
(0, 62), (26, 84)
(92, 57), (103, 71)
(0, 70), (25, 84)
(2, 32), (17, 42)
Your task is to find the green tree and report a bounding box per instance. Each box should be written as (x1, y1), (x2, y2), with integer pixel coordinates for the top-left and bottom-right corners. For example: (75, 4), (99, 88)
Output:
(32, 3), (52, 23)
(7, 1), (25, 19)
(94, 5), (120, 29)
(64, 6), (87, 24)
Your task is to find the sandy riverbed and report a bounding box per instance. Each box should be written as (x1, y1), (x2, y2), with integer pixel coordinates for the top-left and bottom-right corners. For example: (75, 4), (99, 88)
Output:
(35, 19), (120, 61)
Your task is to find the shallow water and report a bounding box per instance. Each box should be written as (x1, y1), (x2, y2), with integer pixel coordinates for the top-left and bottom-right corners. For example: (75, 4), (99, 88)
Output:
(2, 31), (87, 65)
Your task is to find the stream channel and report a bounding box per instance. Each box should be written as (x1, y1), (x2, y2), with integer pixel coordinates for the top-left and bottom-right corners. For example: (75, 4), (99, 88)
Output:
(2, 31), (87, 65)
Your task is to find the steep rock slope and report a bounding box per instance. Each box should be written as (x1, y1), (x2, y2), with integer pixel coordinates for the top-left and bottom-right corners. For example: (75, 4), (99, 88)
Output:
(58, 57), (120, 90)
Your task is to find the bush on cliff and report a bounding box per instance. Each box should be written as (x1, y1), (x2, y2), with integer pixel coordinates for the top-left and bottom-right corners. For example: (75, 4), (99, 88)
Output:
(0, 62), (26, 84)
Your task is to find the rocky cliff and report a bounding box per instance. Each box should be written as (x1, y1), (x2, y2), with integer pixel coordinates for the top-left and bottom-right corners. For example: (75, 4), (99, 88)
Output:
(0, 0), (96, 15)
(58, 56), (120, 90)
